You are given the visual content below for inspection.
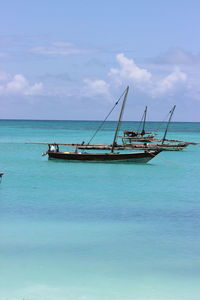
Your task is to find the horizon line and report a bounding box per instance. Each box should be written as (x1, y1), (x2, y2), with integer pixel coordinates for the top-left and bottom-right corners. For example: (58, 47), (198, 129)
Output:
(0, 118), (199, 123)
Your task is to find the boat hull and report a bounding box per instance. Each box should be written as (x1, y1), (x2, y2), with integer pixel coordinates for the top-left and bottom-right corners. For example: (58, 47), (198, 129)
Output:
(47, 151), (161, 163)
(122, 136), (155, 143)
(77, 143), (185, 151)
(123, 143), (186, 151)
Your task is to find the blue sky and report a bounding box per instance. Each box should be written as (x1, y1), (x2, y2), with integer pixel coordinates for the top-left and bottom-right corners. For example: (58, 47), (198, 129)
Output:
(0, 0), (200, 121)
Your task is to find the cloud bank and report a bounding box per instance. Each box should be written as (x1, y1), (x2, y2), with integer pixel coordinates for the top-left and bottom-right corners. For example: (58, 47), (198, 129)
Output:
(151, 67), (187, 97)
(1, 49), (200, 121)
(0, 52), (196, 102)
(85, 53), (188, 99)
(0, 73), (43, 96)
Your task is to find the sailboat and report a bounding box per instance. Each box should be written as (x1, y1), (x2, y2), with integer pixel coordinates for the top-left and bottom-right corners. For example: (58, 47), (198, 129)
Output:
(46, 106), (186, 151)
(122, 106), (156, 143)
(42, 86), (162, 163)
(121, 105), (196, 150)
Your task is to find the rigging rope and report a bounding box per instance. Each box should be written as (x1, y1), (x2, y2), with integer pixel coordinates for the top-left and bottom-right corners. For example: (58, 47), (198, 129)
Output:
(137, 109), (146, 133)
(153, 110), (172, 133)
(87, 89), (127, 145)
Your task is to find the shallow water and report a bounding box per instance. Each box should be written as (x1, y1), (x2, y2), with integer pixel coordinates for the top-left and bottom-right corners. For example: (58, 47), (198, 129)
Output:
(0, 120), (200, 300)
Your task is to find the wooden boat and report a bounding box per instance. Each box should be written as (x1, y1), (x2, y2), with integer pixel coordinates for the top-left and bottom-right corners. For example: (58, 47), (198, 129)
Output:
(37, 87), (162, 163)
(121, 136), (198, 145)
(122, 105), (198, 147)
(75, 143), (186, 151)
(47, 149), (161, 163)
(158, 139), (198, 145)
(29, 141), (183, 152)
(122, 106), (156, 143)
(27, 102), (195, 154)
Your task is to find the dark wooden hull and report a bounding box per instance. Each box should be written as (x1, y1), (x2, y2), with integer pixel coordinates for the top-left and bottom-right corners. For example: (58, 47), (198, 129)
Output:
(47, 151), (161, 163)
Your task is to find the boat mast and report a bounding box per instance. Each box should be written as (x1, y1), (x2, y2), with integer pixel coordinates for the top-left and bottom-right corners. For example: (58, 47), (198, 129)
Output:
(141, 106), (147, 133)
(162, 105), (176, 144)
(111, 86), (129, 153)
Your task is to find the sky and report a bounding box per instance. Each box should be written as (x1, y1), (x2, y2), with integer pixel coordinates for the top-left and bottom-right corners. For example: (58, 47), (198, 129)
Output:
(0, 0), (200, 121)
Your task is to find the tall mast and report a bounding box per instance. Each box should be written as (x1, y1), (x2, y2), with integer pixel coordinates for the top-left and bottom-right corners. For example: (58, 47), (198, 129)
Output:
(111, 86), (129, 153)
(142, 106), (147, 133)
(162, 105), (176, 144)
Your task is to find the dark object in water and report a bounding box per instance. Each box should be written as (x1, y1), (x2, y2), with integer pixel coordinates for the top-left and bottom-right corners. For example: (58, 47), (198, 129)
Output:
(123, 106), (156, 141)
(47, 148), (161, 163)
(0, 172), (4, 183)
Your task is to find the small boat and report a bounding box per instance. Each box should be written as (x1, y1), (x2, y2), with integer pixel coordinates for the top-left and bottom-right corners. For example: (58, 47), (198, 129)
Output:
(62, 142), (186, 151)
(122, 106), (156, 143)
(122, 136), (198, 145)
(34, 140), (184, 153)
(122, 105), (198, 149)
(153, 105), (195, 147)
(47, 148), (161, 163)
(120, 143), (186, 151)
(35, 87), (162, 163)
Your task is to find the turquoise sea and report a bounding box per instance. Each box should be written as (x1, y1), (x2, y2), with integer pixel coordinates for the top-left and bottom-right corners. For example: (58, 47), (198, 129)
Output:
(0, 120), (200, 300)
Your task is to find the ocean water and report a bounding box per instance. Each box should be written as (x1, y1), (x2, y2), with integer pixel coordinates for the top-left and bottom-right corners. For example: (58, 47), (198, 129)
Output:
(0, 120), (200, 300)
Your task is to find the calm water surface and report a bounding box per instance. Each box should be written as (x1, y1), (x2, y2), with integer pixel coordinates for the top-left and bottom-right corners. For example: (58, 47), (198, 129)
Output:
(0, 120), (200, 300)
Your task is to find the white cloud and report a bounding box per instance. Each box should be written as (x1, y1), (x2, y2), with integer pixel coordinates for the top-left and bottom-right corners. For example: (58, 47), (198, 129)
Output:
(185, 72), (200, 101)
(83, 79), (110, 98)
(0, 73), (43, 96)
(109, 53), (152, 83)
(0, 52), (194, 105)
(30, 41), (89, 56)
(150, 67), (187, 97)
(107, 53), (188, 98)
